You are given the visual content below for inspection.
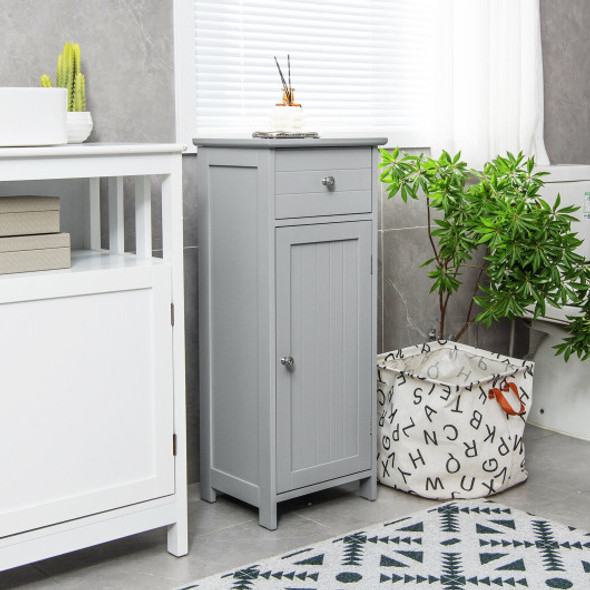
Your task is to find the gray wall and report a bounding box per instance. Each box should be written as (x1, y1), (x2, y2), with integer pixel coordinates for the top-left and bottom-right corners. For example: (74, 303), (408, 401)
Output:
(0, 0), (175, 144)
(1, 1), (587, 484)
(541, 0), (590, 164)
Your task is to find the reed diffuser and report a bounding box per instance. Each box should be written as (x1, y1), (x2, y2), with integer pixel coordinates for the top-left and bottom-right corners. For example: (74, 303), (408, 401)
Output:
(270, 55), (304, 131)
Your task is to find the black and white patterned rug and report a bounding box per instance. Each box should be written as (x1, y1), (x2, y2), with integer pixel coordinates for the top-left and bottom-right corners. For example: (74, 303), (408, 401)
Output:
(181, 499), (590, 589)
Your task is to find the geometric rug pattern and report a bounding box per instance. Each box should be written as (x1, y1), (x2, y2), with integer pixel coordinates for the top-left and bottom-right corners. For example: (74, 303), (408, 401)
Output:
(180, 499), (590, 589)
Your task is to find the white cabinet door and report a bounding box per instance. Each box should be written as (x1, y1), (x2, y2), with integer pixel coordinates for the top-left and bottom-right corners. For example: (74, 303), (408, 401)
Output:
(275, 221), (373, 493)
(0, 265), (175, 537)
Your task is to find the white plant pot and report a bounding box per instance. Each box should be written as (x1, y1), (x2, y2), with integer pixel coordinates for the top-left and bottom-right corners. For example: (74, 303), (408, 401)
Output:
(0, 87), (67, 147)
(67, 111), (93, 144)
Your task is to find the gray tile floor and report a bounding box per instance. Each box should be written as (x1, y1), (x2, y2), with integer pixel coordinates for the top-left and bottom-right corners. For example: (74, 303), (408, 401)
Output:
(2, 425), (590, 589)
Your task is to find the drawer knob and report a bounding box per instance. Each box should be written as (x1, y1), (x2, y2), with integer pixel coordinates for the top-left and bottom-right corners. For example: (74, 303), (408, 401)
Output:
(280, 356), (295, 370)
(321, 175), (335, 187)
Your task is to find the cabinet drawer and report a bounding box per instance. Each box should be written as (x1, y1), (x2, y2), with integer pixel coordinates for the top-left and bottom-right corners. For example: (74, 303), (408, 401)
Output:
(275, 148), (372, 219)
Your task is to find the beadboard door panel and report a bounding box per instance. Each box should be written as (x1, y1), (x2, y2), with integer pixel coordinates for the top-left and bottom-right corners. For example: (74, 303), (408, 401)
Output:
(275, 221), (373, 493)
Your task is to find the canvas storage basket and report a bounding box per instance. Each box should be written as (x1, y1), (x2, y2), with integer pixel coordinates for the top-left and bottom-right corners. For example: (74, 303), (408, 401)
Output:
(377, 341), (534, 499)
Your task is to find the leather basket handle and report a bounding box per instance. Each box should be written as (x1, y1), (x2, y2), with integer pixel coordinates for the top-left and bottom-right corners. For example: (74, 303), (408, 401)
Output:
(488, 382), (525, 416)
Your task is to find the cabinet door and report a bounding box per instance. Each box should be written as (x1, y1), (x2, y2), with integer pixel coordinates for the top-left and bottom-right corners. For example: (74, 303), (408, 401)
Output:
(0, 265), (175, 537)
(276, 221), (373, 493)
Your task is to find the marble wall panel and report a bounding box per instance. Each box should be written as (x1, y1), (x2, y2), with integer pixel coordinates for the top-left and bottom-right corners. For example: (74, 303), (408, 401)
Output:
(379, 225), (489, 354)
(183, 246), (200, 484)
(541, 0), (590, 165)
(182, 155), (200, 482)
(183, 155), (199, 249)
(379, 227), (517, 356)
(0, 0), (175, 144)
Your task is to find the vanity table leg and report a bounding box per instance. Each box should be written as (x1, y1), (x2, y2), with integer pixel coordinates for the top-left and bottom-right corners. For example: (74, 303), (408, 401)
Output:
(167, 522), (189, 557)
(162, 166), (189, 557)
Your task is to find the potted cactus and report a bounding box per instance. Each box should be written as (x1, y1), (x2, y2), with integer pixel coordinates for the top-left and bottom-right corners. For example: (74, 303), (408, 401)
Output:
(41, 42), (92, 143)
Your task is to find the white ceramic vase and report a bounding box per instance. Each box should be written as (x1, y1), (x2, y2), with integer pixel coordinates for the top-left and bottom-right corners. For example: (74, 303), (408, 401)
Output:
(67, 111), (93, 143)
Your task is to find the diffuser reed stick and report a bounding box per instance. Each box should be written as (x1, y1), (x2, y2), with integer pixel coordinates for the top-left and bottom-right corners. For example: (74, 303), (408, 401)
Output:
(274, 55), (292, 104)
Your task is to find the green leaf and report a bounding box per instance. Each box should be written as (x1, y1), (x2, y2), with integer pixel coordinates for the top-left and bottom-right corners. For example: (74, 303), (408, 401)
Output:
(527, 158), (534, 174)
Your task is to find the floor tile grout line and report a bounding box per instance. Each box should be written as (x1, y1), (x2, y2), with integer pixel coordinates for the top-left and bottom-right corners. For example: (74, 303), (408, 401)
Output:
(110, 569), (182, 583)
(288, 511), (342, 533)
(193, 518), (256, 538)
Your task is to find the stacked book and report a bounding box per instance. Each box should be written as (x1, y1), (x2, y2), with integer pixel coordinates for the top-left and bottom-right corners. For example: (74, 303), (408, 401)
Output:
(0, 196), (71, 274)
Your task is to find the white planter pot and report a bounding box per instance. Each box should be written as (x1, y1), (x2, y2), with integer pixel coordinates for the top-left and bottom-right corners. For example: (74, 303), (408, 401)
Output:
(66, 111), (93, 144)
(0, 88), (67, 147)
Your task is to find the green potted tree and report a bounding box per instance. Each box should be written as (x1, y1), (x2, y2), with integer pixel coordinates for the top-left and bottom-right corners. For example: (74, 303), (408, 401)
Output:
(41, 42), (92, 143)
(379, 148), (590, 360)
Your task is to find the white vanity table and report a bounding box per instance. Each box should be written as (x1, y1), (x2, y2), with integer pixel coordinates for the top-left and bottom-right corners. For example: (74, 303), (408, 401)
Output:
(0, 144), (188, 570)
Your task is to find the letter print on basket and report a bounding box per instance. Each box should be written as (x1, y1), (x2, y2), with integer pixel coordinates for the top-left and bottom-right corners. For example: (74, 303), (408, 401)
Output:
(376, 340), (534, 499)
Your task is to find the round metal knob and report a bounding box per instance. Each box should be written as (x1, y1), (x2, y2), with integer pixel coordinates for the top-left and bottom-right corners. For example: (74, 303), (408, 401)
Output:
(280, 356), (295, 370)
(321, 175), (335, 187)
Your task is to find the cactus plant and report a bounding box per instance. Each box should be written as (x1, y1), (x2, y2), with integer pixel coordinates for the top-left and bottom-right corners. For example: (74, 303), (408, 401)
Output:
(41, 42), (87, 112)
(72, 73), (86, 112)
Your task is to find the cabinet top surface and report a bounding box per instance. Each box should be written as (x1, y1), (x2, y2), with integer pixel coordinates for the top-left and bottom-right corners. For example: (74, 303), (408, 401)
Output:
(193, 137), (387, 149)
(0, 143), (185, 159)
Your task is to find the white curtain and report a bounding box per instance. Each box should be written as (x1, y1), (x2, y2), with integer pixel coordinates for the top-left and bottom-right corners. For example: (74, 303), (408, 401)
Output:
(432, 0), (549, 168)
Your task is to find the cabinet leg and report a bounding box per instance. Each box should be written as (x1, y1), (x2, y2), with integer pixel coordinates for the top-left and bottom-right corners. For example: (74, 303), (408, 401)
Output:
(258, 500), (278, 530)
(167, 521), (189, 557)
(359, 474), (377, 501)
(200, 484), (217, 503)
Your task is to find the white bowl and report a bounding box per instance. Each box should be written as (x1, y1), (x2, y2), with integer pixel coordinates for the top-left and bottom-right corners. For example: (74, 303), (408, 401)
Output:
(67, 111), (93, 143)
(0, 87), (67, 146)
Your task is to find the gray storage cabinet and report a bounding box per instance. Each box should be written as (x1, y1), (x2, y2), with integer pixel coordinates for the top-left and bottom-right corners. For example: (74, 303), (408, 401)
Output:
(196, 137), (385, 529)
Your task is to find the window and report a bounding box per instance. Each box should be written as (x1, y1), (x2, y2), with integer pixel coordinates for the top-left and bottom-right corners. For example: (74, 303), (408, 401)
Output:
(175, 0), (434, 148)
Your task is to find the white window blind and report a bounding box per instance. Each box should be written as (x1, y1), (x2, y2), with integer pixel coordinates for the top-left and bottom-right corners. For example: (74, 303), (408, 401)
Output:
(191, 0), (434, 143)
